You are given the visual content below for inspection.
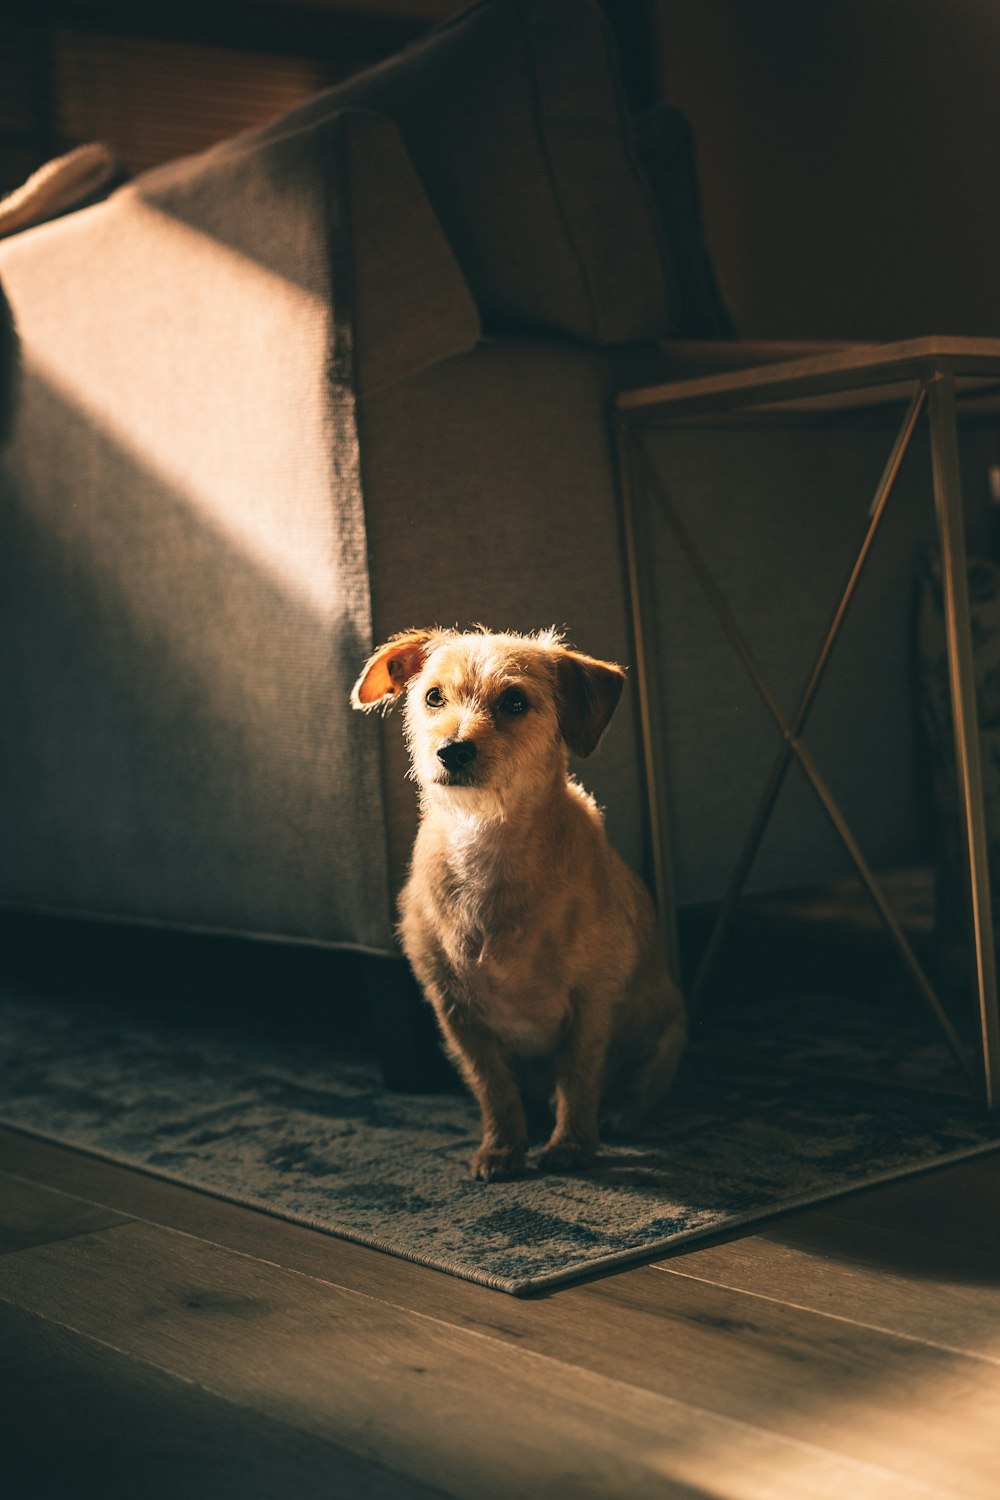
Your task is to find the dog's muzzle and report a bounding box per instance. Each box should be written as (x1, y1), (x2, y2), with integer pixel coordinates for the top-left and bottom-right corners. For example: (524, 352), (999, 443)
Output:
(436, 739), (478, 781)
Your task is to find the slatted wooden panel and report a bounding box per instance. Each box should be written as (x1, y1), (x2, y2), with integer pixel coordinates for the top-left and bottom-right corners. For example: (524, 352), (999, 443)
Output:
(0, 27), (40, 135)
(0, 24), (45, 192)
(51, 30), (335, 174)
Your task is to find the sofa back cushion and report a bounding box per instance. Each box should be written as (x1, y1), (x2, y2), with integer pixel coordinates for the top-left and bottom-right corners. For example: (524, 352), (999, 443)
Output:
(236, 0), (672, 346)
(145, 107), (480, 397)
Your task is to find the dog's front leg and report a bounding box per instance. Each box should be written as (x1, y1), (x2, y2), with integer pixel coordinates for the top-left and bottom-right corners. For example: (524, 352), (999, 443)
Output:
(435, 1003), (529, 1182)
(538, 991), (611, 1173)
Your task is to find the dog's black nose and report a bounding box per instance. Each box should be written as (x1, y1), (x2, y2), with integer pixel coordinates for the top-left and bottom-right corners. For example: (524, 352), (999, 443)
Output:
(437, 739), (477, 771)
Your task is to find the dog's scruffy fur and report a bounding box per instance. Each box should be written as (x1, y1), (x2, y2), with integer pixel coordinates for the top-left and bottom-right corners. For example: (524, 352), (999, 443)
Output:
(352, 627), (686, 1180)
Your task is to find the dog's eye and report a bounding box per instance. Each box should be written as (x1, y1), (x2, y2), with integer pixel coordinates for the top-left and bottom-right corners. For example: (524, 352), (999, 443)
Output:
(499, 688), (529, 715)
(425, 687), (445, 709)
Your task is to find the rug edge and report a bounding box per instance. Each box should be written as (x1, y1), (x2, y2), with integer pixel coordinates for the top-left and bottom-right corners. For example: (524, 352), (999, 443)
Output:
(0, 1118), (526, 1295)
(506, 1134), (1000, 1294)
(2, 1115), (999, 1299)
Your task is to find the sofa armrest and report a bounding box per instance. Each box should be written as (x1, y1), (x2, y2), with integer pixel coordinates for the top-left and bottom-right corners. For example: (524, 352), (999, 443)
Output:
(0, 106), (469, 948)
(134, 107), (480, 397)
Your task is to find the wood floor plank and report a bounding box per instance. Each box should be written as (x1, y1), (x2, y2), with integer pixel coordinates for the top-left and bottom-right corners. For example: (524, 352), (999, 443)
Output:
(0, 1166), (132, 1254)
(7, 1128), (1000, 1494)
(2, 1128), (999, 1496)
(575, 1266), (1000, 1498)
(0, 1220), (958, 1500)
(0, 1145), (994, 1492)
(811, 1158), (1000, 1250)
(0, 1299), (447, 1500)
(0, 1126), (507, 1314)
(959, 1148), (1000, 1175)
(648, 1214), (1000, 1359)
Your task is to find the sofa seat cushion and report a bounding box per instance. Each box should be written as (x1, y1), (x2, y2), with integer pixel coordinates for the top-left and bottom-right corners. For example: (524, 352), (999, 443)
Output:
(231, 0), (671, 346)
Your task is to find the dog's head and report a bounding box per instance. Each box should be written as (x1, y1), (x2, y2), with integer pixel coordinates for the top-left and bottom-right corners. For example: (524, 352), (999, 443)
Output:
(351, 628), (625, 809)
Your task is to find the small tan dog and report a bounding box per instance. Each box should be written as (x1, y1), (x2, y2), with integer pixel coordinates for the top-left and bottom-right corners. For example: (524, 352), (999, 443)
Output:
(352, 627), (685, 1180)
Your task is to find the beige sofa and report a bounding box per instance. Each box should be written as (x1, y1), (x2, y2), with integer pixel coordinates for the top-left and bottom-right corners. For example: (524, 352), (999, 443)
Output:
(0, 0), (958, 1049)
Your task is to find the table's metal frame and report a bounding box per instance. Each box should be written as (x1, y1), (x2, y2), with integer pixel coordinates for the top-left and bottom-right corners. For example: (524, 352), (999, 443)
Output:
(614, 340), (1000, 1109)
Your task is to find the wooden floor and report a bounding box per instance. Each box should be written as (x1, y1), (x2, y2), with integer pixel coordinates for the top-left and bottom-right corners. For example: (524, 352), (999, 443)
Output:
(2, 1125), (999, 1498)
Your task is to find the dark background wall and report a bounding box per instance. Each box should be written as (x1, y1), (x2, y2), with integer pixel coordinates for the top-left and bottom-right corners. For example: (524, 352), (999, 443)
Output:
(657, 0), (1000, 342)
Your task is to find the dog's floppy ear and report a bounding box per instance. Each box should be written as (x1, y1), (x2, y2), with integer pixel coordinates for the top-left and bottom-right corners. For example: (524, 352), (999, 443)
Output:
(555, 649), (626, 757)
(351, 630), (434, 711)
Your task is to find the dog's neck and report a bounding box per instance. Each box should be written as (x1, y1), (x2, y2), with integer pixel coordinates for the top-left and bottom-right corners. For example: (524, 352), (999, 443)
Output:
(421, 764), (573, 891)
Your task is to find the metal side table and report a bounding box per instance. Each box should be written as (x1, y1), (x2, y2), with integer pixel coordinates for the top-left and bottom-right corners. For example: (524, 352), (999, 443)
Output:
(615, 336), (1000, 1109)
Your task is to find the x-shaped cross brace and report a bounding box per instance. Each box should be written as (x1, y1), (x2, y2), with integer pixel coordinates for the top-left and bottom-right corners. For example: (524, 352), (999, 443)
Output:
(616, 364), (1000, 1106)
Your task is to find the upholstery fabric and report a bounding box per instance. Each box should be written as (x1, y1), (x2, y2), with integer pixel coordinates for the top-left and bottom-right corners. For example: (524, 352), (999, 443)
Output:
(358, 339), (649, 901)
(232, 0), (671, 345)
(0, 108), (477, 950)
(176, 108), (481, 397)
(638, 418), (942, 903)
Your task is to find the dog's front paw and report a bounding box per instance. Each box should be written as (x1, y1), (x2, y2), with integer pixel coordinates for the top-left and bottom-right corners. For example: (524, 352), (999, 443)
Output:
(536, 1136), (598, 1174)
(471, 1143), (527, 1182)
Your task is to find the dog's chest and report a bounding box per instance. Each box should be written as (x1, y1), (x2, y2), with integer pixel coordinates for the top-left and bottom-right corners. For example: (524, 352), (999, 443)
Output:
(456, 936), (570, 1054)
(420, 826), (573, 1052)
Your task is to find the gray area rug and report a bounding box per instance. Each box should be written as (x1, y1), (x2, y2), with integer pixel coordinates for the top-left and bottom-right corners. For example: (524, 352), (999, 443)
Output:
(1, 981), (999, 1295)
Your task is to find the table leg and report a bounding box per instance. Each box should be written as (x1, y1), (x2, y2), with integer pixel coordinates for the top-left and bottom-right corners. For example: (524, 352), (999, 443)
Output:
(927, 371), (1000, 1108)
(615, 416), (681, 982)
